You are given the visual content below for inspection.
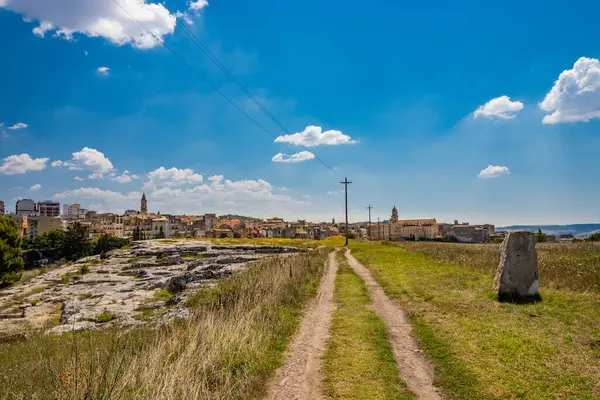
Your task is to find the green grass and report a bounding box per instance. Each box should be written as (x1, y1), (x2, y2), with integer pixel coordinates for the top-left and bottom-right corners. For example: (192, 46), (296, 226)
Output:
(152, 289), (173, 301)
(349, 242), (600, 400)
(323, 256), (413, 400)
(127, 257), (139, 263)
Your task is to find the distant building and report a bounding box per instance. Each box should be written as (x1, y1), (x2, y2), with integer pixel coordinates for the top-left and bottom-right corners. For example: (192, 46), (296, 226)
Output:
(27, 216), (63, 239)
(16, 199), (37, 216)
(141, 193), (148, 214)
(38, 201), (60, 217)
(62, 203), (87, 219)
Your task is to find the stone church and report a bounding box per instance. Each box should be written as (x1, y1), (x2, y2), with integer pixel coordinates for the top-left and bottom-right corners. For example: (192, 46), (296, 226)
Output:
(387, 206), (438, 240)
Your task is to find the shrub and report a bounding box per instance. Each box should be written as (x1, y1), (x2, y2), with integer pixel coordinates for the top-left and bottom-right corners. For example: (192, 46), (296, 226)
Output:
(39, 266), (47, 274)
(30, 299), (40, 306)
(94, 234), (128, 255)
(0, 216), (24, 284)
(99, 251), (108, 260)
(158, 253), (168, 260)
(78, 265), (90, 275)
(127, 257), (139, 264)
(61, 275), (70, 285)
(96, 312), (117, 323)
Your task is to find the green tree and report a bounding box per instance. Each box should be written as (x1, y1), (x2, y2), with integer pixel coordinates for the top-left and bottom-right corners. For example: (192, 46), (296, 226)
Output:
(156, 226), (166, 239)
(62, 222), (93, 261)
(31, 229), (67, 258)
(0, 217), (24, 283)
(536, 228), (547, 243)
(586, 232), (600, 241)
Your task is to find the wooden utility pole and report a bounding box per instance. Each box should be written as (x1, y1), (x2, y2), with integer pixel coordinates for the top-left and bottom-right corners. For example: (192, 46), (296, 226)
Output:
(367, 205), (373, 240)
(340, 177), (352, 246)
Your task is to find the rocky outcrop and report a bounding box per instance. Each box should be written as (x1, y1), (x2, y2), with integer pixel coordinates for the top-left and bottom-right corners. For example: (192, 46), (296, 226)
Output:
(494, 231), (541, 302)
(0, 239), (302, 338)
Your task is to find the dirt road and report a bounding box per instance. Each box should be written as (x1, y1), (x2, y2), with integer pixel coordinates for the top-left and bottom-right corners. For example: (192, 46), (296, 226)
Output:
(266, 251), (338, 400)
(345, 249), (442, 400)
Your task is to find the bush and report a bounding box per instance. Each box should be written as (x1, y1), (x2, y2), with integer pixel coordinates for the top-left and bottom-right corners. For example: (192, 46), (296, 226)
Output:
(30, 299), (40, 306)
(99, 251), (108, 260)
(94, 234), (128, 255)
(39, 266), (47, 274)
(96, 312), (116, 323)
(78, 265), (90, 275)
(0, 216), (24, 284)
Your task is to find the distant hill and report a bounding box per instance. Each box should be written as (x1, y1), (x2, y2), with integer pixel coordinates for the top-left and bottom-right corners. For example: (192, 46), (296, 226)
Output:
(497, 224), (600, 238)
(218, 214), (263, 222)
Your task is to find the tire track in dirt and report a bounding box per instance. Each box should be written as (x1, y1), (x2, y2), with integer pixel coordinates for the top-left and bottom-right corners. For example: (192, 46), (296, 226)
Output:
(266, 251), (338, 400)
(345, 249), (442, 400)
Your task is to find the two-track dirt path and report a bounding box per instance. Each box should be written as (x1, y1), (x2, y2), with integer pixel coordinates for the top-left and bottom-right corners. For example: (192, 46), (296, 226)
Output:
(345, 249), (442, 400)
(266, 251), (338, 400)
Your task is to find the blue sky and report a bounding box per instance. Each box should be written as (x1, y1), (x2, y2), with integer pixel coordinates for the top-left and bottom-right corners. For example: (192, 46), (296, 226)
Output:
(1, 0), (599, 225)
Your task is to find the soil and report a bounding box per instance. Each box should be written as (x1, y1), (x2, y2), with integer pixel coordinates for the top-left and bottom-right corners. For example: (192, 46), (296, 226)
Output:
(266, 251), (338, 400)
(345, 249), (442, 400)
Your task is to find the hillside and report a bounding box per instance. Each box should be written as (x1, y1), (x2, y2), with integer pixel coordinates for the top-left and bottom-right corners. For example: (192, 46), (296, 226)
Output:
(497, 223), (600, 238)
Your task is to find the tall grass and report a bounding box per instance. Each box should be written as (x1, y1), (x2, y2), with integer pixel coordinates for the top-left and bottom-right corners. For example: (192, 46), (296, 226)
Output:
(397, 242), (600, 293)
(0, 249), (329, 400)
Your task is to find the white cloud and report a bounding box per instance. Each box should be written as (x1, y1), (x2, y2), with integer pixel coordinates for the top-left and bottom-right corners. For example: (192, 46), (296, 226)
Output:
(272, 151), (315, 163)
(51, 160), (63, 167)
(146, 166), (203, 187)
(60, 147), (114, 178)
(111, 170), (139, 183)
(0, 0), (177, 49)
(274, 126), (356, 147)
(175, 10), (193, 25)
(97, 66), (110, 76)
(30, 183), (41, 191)
(0, 153), (48, 175)
(51, 177), (307, 216)
(540, 57), (600, 124)
(189, 0), (209, 11)
(208, 174), (223, 182)
(478, 165), (510, 179)
(53, 187), (140, 201)
(84, 50), (88, 56)
(473, 96), (524, 119)
(7, 122), (28, 130)
(74, 176), (84, 181)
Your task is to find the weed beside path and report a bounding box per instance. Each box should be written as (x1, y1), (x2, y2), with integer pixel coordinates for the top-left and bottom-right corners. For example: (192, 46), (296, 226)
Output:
(322, 253), (413, 400)
(350, 242), (600, 400)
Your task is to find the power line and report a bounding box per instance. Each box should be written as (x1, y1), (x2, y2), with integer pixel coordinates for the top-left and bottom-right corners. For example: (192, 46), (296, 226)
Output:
(175, 22), (338, 174)
(110, 0), (338, 175)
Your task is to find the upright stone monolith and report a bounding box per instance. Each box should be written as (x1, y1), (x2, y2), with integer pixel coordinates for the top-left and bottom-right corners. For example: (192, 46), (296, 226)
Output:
(494, 231), (541, 302)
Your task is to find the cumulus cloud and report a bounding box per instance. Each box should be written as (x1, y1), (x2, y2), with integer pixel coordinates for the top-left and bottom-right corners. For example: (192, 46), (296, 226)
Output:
(271, 151), (315, 163)
(59, 147), (114, 178)
(30, 183), (41, 191)
(111, 170), (140, 183)
(274, 126), (356, 147)
(473, 96), (524, 119)
(7, 122), (28, 130)
(73, 176), (84, 181)
(146, 166), (203, 187)
(208, 174), (223, 182)
(53, 187), (140, 201)
(540, 57), (600, 124)
(478, 165), (510, 179)
(51, 177), (306, 216)
(189, 0), (209, 11)
(0, 0), (177, 49)
(97, 66), (110, 76)
(0, 153), (48, 175)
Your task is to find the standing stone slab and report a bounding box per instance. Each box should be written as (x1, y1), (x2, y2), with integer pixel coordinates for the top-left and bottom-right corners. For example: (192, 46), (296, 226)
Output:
(494, 231), (541, 301)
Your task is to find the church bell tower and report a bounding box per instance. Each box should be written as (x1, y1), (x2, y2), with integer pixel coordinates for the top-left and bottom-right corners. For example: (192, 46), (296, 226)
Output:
(141, 192), (148, 214)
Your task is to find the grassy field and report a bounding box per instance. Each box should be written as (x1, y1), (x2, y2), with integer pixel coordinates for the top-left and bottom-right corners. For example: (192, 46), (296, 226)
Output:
(0, 249), (330, 400)
(400, 241), (600, 293)
(322, 254), (413, 400)
(349, 241), (600, 400)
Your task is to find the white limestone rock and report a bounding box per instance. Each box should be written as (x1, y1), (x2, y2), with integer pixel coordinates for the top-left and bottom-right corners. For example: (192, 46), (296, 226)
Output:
(494, 231), (541, 301)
